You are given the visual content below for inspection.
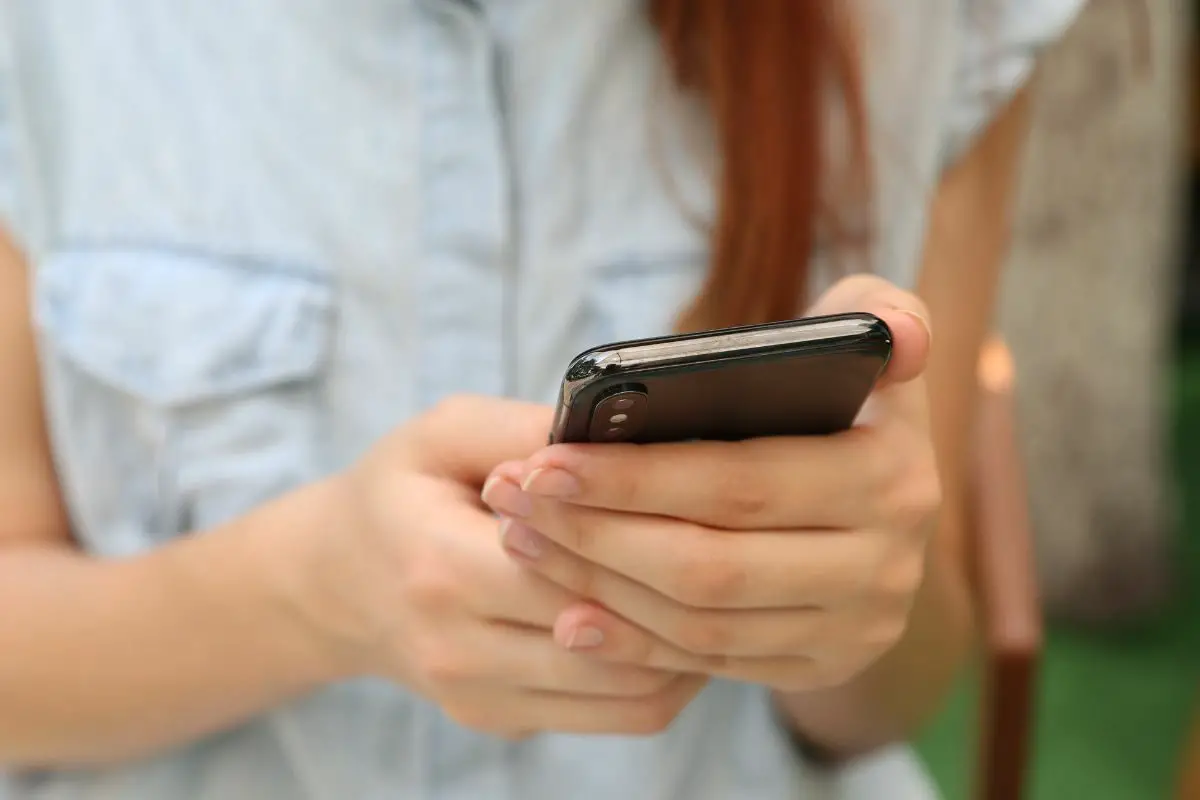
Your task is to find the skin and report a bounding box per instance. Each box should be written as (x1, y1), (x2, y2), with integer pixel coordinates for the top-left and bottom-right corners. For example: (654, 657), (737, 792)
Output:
(0, 86), (1031, 767)
(480, 85), (1035, 755)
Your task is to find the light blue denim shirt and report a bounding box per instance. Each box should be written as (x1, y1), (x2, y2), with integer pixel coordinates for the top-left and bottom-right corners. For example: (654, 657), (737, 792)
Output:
(0, 1), (1083, 798)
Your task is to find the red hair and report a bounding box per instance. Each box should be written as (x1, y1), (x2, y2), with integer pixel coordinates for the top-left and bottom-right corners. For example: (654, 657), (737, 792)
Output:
(649, 1), (870, 331)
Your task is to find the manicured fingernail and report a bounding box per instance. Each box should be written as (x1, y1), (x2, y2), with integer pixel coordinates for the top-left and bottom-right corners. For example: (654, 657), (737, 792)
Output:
(896, 309), (933, 346)
(521, 467), (581, 498)
(500, 518), (545, 560)
(481, 477), (533, 518)
(563, 626), (604, 650)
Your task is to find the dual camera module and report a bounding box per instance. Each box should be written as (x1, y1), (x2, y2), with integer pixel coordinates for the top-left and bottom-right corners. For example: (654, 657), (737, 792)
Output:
(587, 385), (649, 443)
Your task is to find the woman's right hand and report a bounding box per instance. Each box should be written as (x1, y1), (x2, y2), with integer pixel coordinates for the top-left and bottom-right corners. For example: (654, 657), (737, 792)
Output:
(290, 395), (705, 739)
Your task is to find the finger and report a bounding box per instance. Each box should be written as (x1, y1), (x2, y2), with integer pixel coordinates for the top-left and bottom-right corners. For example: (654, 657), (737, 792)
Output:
(554, 603), (831, 691)
(522, 673), (708, 736)
(428, 499), (582, 629)
(803, 273), (932, 389)
(409, 395), (554, 486)
(805, 275), (933, 429)
(852, 311), (930, 429)
(552, 603), (711, 672)
(444, 674), (708, 737)
(506, 433), (885, 531)
(486, 486), (879, 609)
(472, 459), (526, 513)
(467, 550), (581, 630)
(500, 517), (832, 657)
(462, 622), (678, 698)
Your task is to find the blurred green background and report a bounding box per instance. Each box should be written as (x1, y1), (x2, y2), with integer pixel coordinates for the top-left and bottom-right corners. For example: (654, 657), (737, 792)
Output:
(916, 342), (1200, 799)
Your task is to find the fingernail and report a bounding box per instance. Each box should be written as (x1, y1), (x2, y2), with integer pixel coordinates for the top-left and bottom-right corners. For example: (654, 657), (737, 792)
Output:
(896, 309), (933, 346)
(500, 519), (545, 560)
(521, 467), (581, 498)
(563, 626), (605, 650)
(481, 477), (533, 518)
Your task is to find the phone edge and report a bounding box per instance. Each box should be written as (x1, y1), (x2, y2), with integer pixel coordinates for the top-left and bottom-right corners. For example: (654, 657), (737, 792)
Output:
(550, 313), (892, 443)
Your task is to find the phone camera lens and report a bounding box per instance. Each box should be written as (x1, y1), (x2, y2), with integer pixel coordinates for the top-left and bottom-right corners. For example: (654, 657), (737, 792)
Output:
(588, 386), (648, 443)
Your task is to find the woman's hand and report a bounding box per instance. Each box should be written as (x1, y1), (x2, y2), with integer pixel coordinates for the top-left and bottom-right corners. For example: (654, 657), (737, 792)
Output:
(481, 276), (941, 693)
(291, 396), (706, 738)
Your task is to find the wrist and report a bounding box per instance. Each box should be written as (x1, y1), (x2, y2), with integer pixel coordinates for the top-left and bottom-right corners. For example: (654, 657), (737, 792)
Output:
(258, 474), (382, 682)
(155, 477), (366, 691)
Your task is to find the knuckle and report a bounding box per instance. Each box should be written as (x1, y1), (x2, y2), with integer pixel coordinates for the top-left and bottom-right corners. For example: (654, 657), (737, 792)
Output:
(877, 550), (927, 604)
(538, 505), (589, 562)
(567, 556), (600, 601)
(603, 461), (645, 508)
(412, 636), (472, 687)
(878, 449), (942, 531)
(689, 562), (748, 608)
(619, 668), (678, 697)
(425, 394), (477, 427)
(568, 520), (602, 571)
(859, 429), (904, 496)
(878, 485), (936, 541)
(915, 460), (944, 516)
(859, 597), (912, 652)
(409, 395), (483, 463)
(614, 622), (669, 668)
(669, 533), (747, 608)
(404, 559), (464, 611)
(673, 612), (733, 656)
(715, 460), (771, 523)
(860, 611), (911, 653)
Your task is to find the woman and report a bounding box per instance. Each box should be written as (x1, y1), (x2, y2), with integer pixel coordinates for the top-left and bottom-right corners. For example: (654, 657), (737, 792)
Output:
(0, 1), (1083, 798)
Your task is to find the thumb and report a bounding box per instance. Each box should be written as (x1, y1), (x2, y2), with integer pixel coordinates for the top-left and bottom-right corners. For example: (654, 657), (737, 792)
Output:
(805, 274), (932, 387)
(406, 395), (555, 485)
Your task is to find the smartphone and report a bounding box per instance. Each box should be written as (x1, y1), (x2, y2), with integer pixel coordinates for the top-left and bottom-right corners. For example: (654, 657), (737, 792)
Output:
(549, 312), (892, 445)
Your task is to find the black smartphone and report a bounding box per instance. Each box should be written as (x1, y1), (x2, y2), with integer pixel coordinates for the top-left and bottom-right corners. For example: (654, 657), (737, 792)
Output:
(549, 312), (892, 445)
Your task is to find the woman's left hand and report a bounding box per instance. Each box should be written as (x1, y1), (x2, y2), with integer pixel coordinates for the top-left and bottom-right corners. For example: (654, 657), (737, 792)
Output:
(481, 276), (942, 693)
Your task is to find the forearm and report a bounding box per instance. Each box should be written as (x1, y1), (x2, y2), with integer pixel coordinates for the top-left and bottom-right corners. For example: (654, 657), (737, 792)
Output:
(773, 509), (973, 759)
(0, 479), (346, 768)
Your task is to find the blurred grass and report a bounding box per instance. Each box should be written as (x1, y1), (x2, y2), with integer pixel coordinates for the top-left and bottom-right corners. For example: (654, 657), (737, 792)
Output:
(916, 345), (1200, 799)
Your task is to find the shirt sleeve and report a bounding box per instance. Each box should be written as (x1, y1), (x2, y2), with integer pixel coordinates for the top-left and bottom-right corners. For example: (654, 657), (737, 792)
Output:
(941, 0), (1089, 165)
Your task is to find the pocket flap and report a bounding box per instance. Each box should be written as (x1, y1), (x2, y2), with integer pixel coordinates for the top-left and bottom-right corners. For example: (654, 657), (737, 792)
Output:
(34, 247), (334, 406)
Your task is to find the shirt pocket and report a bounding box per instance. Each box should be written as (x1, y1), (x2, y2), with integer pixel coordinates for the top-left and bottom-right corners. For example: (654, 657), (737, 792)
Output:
(33, 246), (334, 556)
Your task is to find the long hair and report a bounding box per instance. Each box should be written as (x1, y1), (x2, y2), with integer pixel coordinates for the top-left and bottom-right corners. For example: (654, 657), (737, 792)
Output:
(649, 1), (870, 332)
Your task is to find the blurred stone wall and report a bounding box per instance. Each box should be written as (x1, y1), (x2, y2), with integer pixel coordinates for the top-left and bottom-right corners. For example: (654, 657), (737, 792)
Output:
(1001, 0), (1187, 623)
